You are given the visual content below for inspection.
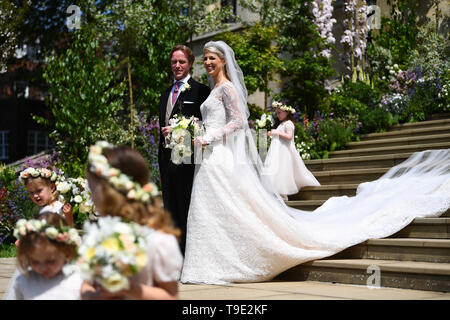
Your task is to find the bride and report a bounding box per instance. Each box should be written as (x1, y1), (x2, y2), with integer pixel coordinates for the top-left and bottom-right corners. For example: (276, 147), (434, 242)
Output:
(180, 41), (450, 284)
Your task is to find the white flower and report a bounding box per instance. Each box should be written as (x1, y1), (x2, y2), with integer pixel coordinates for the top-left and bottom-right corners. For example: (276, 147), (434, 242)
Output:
(180, 83), (191, 93)
(68, 229), (81, 245)
(16, 219), (27, 229)
(99, 272), (129, 293)
(71, 186), (80, 195)
(171, 128), (185, 142)
(45, 227), (59, 239)
(57, 181), (71, 194)
(29, 168), (40, 177)
(74, 195), (83, 203)
(79, 201), (93, 214)
(113, 222), (133, 235)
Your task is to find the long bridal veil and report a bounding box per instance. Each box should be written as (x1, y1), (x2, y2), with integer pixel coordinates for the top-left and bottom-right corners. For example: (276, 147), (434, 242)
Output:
(283, 149), (450, 250)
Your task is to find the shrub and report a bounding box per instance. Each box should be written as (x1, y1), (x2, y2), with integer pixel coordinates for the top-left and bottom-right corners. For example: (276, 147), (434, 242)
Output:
(0, 166), (37, 246)
(135, 112), (161, 189)
(359, 108), (396, 133)
(379, 93), (410, 122)
(296, 112), (361, 159)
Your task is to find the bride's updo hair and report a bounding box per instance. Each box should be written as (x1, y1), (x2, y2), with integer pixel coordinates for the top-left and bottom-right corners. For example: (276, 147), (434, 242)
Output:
(203, 42), (229, 79)
(86, 145), (180, 239)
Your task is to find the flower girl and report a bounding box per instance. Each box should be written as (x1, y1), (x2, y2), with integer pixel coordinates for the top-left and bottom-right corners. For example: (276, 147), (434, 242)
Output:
(4, 212), (83, 300)
(20, 167), (74, 226)
(80, 141), (183, 300)
(4, 168), (76, 297)
(263, 102), (320, 200)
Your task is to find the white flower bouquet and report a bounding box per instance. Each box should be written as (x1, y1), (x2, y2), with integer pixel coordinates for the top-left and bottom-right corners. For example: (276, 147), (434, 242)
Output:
(78, 216), (149, 293)
(165, 114), (202, 164)
(256, 113), (275, 131)
(56, 177), (97, 221)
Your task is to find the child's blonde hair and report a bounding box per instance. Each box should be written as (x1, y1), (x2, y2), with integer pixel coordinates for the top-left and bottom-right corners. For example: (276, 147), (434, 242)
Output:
(86, 145), (181, 240)
(16, 212), (77, 275)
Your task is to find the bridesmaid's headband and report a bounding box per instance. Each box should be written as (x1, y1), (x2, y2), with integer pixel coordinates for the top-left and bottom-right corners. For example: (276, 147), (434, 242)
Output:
(88, 141), (158, 204)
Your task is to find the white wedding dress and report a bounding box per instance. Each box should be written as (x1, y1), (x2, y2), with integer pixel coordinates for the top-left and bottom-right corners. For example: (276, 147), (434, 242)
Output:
(180, 80), (450, 285)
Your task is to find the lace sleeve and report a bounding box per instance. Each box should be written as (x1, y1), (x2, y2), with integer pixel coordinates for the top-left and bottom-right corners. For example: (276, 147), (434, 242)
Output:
(203, 82), (245, 144)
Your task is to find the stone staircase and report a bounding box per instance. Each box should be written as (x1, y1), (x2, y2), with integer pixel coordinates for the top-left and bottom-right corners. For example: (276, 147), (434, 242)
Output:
(276, 115), (450, 292)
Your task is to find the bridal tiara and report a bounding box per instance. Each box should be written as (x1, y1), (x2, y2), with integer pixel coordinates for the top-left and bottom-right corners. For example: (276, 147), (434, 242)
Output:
(88, 141), (159, 204)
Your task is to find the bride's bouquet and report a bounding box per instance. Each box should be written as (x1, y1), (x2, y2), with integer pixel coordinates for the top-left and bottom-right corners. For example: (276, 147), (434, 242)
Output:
(77, 216), (149, 293)
(56, 177), (97, 222)
(165, 114), (202, 164)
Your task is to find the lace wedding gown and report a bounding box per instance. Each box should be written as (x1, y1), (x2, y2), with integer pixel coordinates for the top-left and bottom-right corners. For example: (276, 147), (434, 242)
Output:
(180, 81), (450, 284)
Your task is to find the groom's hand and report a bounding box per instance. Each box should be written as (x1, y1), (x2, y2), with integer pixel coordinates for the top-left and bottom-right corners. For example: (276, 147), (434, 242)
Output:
(162, 126), (172, 137)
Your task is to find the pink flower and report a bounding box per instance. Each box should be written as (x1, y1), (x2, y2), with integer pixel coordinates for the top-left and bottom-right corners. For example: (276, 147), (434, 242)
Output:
(57, 232), (69, 242)
(41, 168), (52, 178)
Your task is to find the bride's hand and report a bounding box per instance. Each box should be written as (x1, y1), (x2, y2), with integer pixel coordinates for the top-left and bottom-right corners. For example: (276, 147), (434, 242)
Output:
(194, 136), (208, 146)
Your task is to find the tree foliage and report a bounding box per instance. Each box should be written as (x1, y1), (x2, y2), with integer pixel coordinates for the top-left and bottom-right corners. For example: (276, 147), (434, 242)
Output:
(216, 23), (283, 109)
(35, 26), (127, 177)
(369, 0), (419, 68)
(267, 0), (335, 118)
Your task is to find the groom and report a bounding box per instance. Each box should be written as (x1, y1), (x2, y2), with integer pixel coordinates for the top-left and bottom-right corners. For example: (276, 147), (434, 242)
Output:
(158, 44), (210, 255)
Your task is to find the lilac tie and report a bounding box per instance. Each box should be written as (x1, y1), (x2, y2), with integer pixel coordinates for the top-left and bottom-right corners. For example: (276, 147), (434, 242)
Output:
(172, 81), (183, 105)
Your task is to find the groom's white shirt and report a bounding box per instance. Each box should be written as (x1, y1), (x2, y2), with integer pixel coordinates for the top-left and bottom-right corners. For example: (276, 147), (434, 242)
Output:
(166, 74), (191, 125)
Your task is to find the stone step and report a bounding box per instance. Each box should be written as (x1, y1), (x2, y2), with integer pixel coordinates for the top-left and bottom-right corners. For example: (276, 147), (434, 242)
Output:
(312, 167), (389, 185)
(331, 238), (450, 263)
(431, 112), (450, 120)
(289, 184), (358, 200)
(389, 118), (450, 131)
(275, 259), (450, 292)
(329, 142), (450, 158)
(390, 218), (450, 239)
(359, 125), (450, 141)
(286, 200), (450, 218)
(346, 133), (450, 150)
(289, 193), (450, 238)
(304, 153), (412, 171)
(286, 200), (324, 211)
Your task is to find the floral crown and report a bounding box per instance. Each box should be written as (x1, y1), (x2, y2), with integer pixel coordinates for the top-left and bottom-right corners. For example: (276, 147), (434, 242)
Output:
(13, 218), (81, 246)
(88, 141), (159, 204)
(272, 101), (296, 114)
(19, 167), (59, 184)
